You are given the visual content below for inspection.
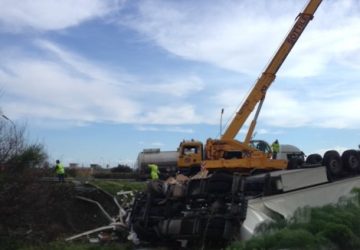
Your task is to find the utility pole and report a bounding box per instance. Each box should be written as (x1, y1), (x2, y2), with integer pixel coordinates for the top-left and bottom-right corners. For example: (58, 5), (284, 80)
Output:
(1, 114), (15, 126)
(0, 109), (16, 127)
(220, 108), (224, 138)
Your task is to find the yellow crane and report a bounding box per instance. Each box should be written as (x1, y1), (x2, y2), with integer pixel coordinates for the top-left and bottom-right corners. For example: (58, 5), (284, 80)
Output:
(177, 0), (322, 173)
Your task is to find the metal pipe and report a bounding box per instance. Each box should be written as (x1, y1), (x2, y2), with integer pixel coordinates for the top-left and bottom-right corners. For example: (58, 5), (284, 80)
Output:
(76, 196), (115, 223)
(65, 223), (127, 241)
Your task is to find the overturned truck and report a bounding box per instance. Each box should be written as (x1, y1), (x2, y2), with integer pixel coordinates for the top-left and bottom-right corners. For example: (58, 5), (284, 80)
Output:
(64, 147), (360, 248)
(130, 173), (247, 247)
(130, 146), (360, 247)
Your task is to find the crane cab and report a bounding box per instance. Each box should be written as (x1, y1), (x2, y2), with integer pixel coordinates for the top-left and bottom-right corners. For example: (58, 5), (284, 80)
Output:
(177, 140), (203, 172)
(249, 140), (272, 158)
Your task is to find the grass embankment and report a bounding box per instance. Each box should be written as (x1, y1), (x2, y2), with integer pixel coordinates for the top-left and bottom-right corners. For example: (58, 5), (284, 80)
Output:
(89, 179), (146, 195)
(1, 178), (146, 250)
(229, 188), (360, 250)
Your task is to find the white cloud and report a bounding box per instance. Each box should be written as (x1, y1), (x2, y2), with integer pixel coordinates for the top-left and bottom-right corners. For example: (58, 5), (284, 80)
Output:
(261, 90), (310, 127)
(121, 74), (204, 99)
(0, 0), (123, 32)
(0, 40), (207, 126)
(309, 98), (360, 129)
(0, 54), (140, 123)
(263, 86), (360, 129)
(112, 0), (360, 130)
(213, 80), (360, 131)
(139, 104), (204, 125)
(1, 1), (359, 132)
(135, 125), (194, 133)
(139, 76), (204, 97)
(119, 0), (360, 78)
(120, 0), (292, 74)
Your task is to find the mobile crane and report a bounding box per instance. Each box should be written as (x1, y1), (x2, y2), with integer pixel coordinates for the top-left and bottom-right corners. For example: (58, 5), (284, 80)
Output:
(130, 0), (360, 246)
(177, 0), (322, 174)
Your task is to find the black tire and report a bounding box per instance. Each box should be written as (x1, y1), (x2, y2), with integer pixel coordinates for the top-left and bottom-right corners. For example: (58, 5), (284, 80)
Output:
(306, 153), (323, 164)
(341, 150), (360, 172)
(323, 150), (343, 178)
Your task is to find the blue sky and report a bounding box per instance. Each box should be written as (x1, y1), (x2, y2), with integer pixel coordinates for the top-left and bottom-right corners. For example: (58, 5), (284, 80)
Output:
(0, 0), (360, 167)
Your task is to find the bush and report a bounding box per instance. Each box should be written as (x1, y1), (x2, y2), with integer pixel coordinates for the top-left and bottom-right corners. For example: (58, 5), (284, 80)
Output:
(0, 121), (48, 176)
(110, 165), (133, 173)
(228, 189), (360, 250)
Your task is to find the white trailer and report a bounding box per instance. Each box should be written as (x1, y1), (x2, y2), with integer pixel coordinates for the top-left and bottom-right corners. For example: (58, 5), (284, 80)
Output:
(242, 173), (360, 240)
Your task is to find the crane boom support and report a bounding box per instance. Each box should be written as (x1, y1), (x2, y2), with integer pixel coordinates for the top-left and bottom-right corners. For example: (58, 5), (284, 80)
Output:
(221, 0), (322, 140)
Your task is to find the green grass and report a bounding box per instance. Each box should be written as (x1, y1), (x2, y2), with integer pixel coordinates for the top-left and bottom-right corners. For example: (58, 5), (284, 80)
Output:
(228, 188), (360, 250)
(89, 179), (146, 195)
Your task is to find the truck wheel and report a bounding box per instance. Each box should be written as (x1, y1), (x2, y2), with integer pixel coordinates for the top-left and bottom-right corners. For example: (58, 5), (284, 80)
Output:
(323, 150), (343, 178)
(306, 153), (322, 164)
(341, 150), (360, 172)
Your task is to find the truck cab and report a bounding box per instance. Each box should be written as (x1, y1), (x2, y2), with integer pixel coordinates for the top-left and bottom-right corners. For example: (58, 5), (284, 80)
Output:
(177, 140), (203, 171)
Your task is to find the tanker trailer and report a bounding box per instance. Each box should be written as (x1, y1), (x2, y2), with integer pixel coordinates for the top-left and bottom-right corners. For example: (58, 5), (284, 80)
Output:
(135, 148), (179, 179)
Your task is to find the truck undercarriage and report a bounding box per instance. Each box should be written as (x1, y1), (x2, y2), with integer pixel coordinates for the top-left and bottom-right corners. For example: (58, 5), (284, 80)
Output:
(130, 173), (248, 247)
(130, 148), (360, 247)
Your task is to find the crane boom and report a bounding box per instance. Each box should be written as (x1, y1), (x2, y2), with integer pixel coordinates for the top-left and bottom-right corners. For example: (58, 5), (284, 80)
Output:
(221, 0), (322, 140)
(177, 0), (323, 172)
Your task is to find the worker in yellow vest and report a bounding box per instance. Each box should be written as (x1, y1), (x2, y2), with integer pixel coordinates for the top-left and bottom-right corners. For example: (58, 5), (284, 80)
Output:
(271, 139), (280, 159)
(148, 163), (160, 180)
(55, 160), (65, 182)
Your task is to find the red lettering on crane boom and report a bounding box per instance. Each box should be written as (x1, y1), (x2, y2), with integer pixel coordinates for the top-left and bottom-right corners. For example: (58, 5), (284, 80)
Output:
(286, 14), (312, 45)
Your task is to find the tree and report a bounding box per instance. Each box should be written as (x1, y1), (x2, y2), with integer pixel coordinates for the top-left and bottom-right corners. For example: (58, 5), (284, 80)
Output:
(0, 120), (24, 164)
(111, 164), (133, 173)
(0, 120), (47, 174)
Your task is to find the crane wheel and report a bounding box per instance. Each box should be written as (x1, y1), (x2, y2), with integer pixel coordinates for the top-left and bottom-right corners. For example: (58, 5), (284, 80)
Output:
(341, 150), (360, 173)
(323, 150), (343, 179)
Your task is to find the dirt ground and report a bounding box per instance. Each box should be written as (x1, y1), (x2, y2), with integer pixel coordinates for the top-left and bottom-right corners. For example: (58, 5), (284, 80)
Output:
(0, 174), (121, 245)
